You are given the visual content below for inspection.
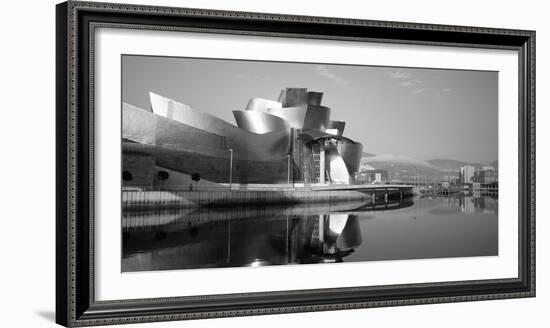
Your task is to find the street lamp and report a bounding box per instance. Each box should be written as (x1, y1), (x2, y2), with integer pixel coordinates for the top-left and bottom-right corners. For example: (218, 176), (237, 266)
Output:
(228, 148), (233, 191)
(287, 153), (291, 185)
(319, 140), (326, 184)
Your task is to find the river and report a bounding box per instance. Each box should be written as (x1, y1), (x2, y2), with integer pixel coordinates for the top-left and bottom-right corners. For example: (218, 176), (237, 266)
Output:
(122, 194), (498, 272)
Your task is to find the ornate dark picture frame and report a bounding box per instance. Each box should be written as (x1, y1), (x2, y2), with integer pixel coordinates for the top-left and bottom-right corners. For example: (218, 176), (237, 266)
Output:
(56, 1), (535, 326)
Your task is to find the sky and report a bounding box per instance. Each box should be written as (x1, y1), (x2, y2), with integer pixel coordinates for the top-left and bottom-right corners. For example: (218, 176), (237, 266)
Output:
(122, 55), (498, 164)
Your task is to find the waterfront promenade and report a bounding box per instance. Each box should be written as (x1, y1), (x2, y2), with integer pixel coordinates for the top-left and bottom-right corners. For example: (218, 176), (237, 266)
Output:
(122, 184), (415, 210)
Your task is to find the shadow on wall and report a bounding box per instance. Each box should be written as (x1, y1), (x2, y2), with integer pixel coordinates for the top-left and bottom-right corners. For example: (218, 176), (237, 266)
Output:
(35, 311), (55, 323)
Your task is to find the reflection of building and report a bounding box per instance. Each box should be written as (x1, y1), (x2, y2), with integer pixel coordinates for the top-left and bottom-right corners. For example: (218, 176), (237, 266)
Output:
(122, 209), (364, 271)
(460, 165), (476, 184)
(122, 88), (363, 187)
(476, 166), (498, 184)
(295, 214), (362, 264)
(459, 195), (498, 214)
(460, 196), (476, 214)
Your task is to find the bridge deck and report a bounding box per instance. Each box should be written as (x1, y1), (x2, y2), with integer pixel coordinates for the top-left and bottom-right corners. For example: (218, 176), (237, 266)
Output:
(310, 184), (414, 192)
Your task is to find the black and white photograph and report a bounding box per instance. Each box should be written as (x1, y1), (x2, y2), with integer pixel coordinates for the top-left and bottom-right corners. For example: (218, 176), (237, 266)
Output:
(121, 56), (499, 272)
(42, 1), (539, 327)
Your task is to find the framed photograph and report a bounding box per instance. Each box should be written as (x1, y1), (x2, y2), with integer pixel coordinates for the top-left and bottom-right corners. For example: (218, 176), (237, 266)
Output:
(56, 1), (535, 326)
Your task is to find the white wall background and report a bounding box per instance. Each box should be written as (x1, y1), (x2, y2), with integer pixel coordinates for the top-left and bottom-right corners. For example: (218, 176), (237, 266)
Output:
(0, 0), (546, 327)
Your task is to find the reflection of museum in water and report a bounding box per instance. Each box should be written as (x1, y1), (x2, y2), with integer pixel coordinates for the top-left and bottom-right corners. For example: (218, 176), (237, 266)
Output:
(122, 87), (363, 187)
(122, 199), (414, 271)
(123, 213), (360, 271)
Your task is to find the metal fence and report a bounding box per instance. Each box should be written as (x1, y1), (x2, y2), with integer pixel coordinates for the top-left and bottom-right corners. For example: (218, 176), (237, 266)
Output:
(122, 183), (302, 192)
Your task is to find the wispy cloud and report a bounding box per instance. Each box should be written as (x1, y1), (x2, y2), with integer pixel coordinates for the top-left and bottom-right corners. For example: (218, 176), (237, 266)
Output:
(399, 81), (416, 87)
(314, 65), (349, 86)
(388, 69), (427, 95)
(388, 70), (412, 80)
(443, 88), (452, 93)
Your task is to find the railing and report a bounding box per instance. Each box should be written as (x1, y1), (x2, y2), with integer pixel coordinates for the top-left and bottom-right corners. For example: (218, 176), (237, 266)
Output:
(124, 182), (416, 193)
(123, 183), (303, 192)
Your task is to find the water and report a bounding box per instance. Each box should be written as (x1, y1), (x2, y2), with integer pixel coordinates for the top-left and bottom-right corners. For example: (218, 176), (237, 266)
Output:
(122, 194), (498, 272)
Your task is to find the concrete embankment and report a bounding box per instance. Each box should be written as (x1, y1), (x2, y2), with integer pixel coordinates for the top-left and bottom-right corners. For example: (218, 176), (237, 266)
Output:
(122, 185), (414, 210)
(123, 189), (371, 210)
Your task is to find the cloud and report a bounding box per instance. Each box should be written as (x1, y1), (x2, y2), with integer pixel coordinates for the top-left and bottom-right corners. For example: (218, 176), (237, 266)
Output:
(443, 88), (452, 93)
(388, 70), (412, 80)
(389, 69), (427, 95)
(411, 88), (427, 94)
(399, 81), (416, 87)
(314, 65), (349, 86)
(400, 80), (424, 88)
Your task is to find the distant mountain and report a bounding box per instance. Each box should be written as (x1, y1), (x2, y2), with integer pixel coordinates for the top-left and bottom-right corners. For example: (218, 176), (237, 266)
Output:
(427, 159), (468, 169)
(364, 154), (438, 173)
(360, 153), (497, 175)
(427, 159), (489, 171)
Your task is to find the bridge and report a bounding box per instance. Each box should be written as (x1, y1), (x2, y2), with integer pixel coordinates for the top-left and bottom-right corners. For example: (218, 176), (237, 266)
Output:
(311, 184), (415, 201)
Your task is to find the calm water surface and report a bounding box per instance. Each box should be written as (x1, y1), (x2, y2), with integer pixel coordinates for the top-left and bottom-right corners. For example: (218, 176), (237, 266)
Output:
(122, 194), (498, 272)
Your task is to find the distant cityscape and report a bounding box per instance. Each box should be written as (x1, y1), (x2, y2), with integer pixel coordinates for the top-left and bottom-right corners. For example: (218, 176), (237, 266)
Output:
(355, 152), (498, 192)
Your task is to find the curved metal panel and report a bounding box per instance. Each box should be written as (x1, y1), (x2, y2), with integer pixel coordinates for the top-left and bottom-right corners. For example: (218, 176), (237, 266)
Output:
(277, 89), (286, 104)
(298, 130), (354, 144)
(123, 102), (227, 152)
(267, 105), (309, 129)
(307, 91), (324, 106)
(245, 98), (282, 112)
(327, 121), (346, 136)
(267, 105), (331, 131)
(150, 92), (230, 136)
(282, 88), (308, 107)
(303, 105), (331, 131)
(233, 110), (289, 134)
(148, 93), (290, 161)
(338, 142), (363, 174)
(326, 143), (351, 184)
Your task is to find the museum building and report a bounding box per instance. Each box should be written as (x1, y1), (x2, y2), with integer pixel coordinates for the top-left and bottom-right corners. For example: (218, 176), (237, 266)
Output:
(122, 87), (363, 188)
